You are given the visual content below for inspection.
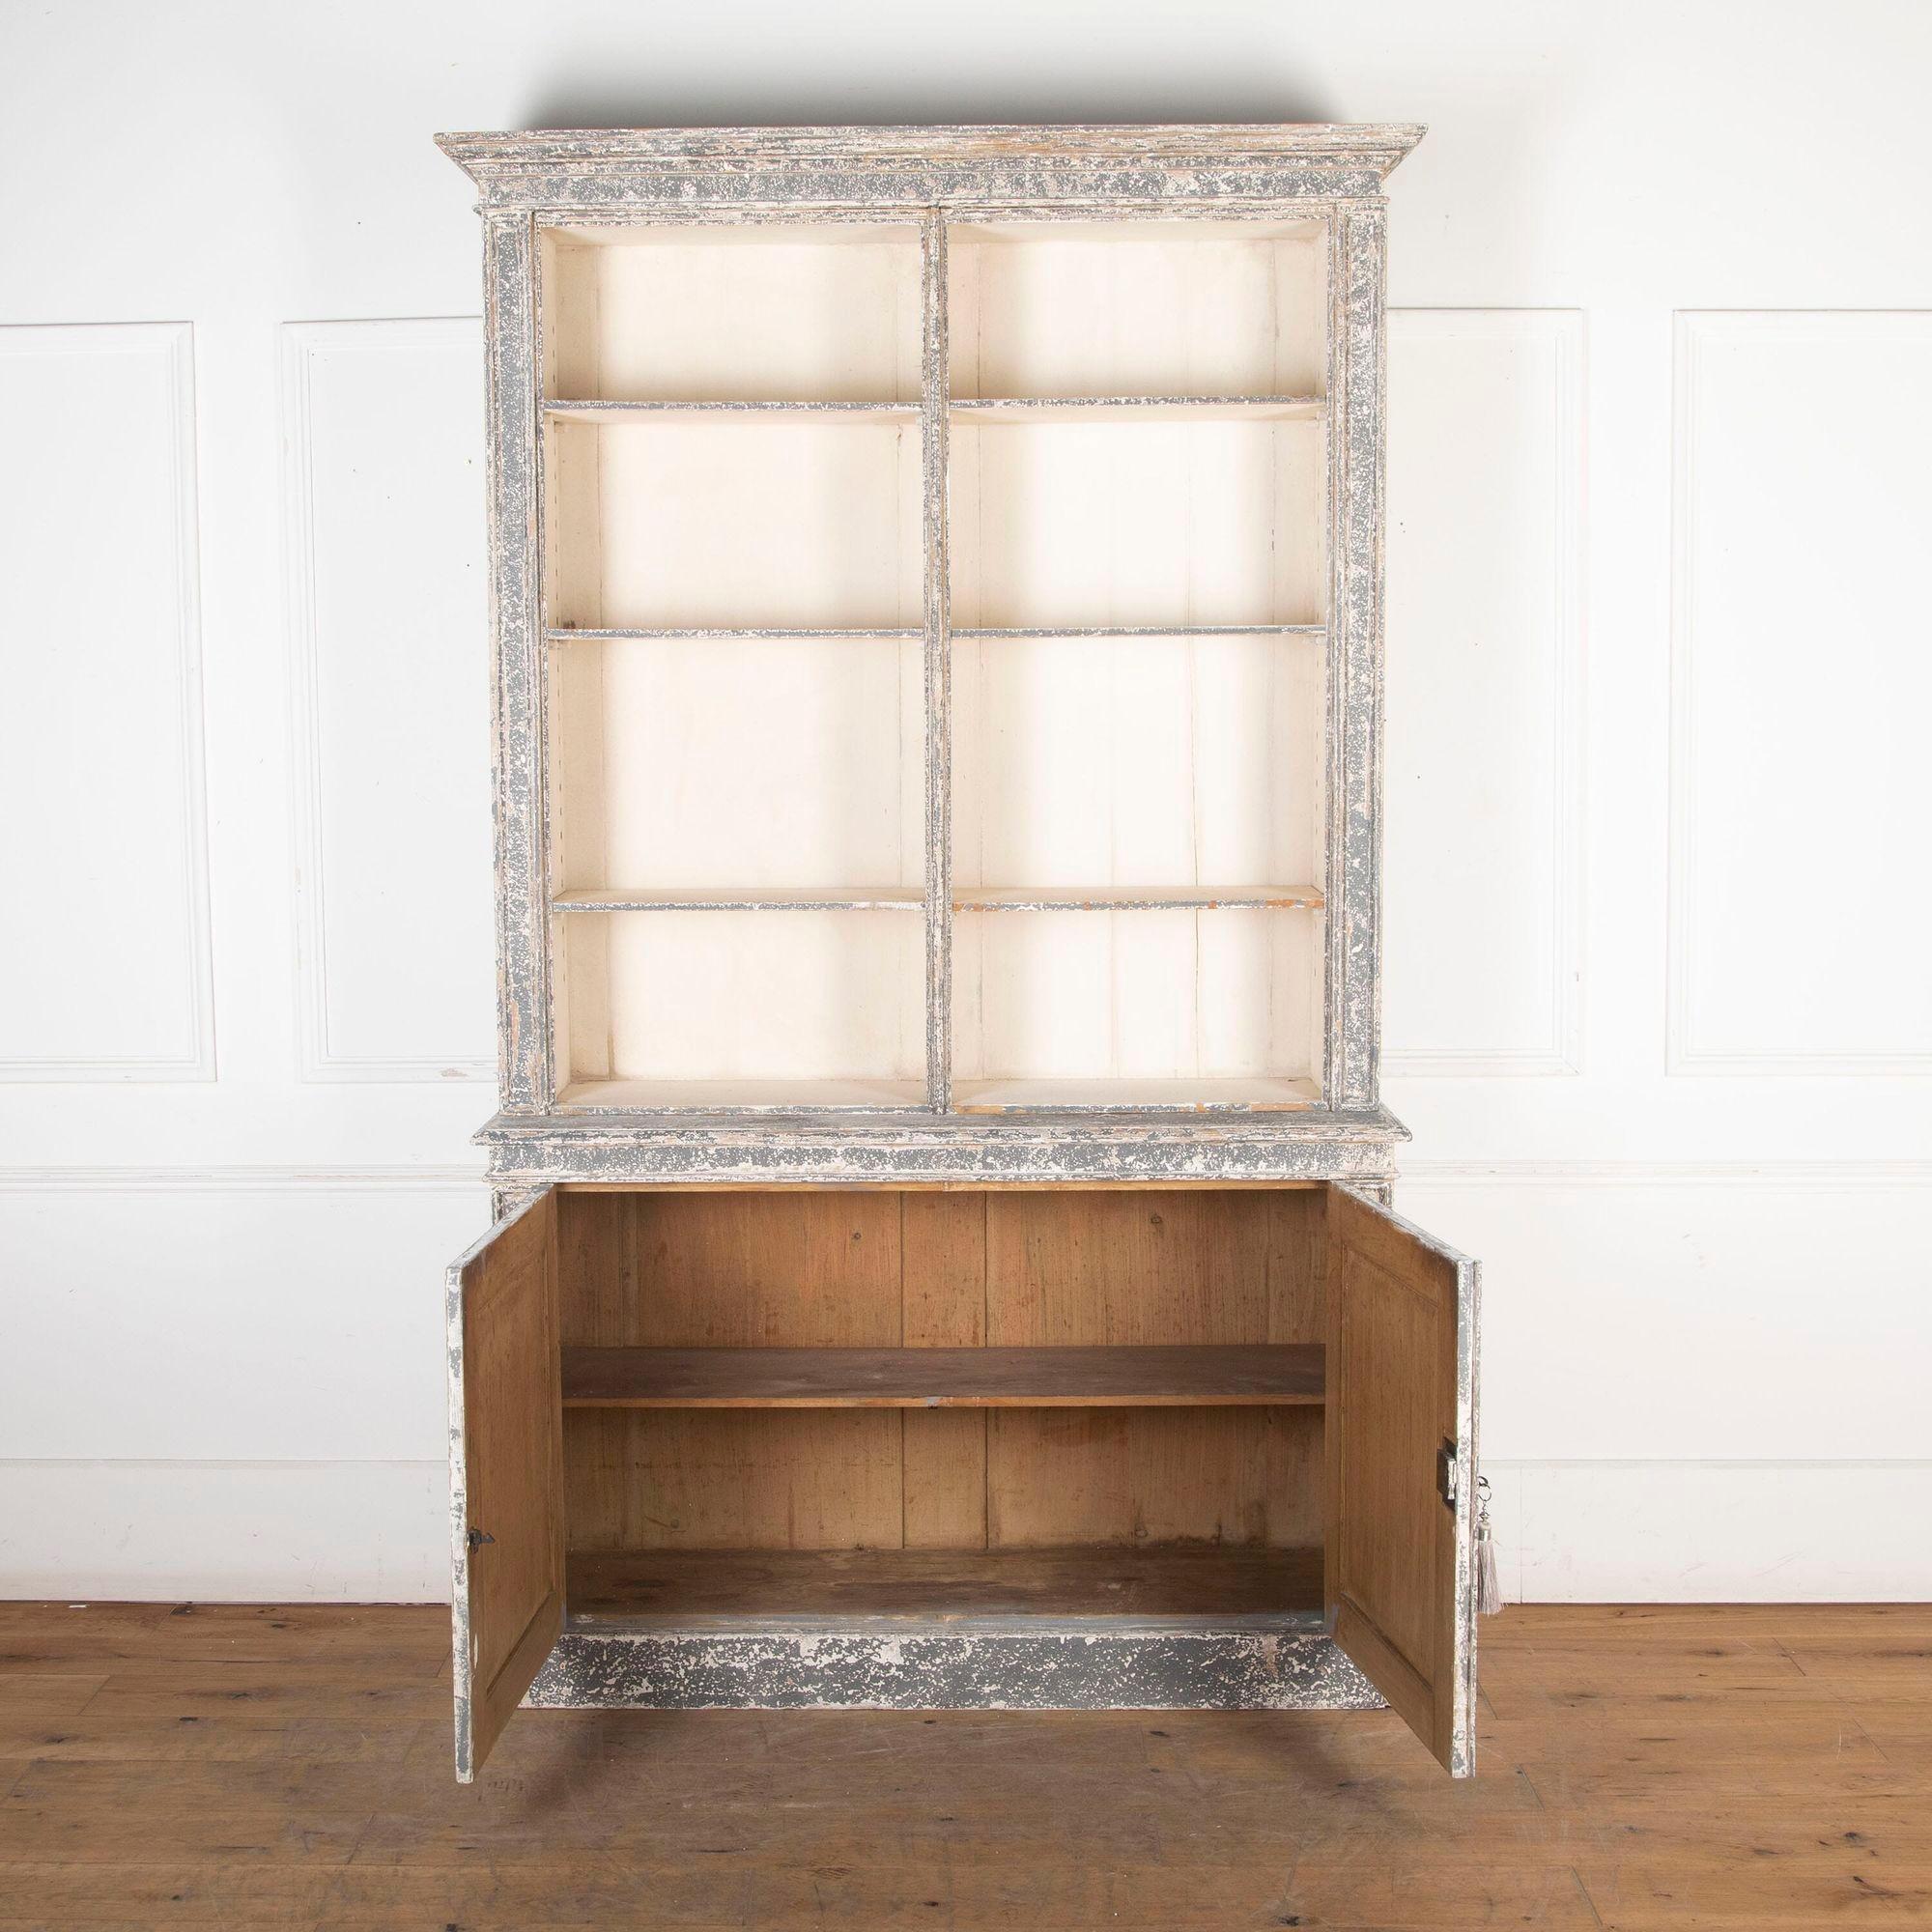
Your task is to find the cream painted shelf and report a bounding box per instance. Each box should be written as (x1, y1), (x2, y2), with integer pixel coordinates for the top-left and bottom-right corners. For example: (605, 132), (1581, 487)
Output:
(545, 399), (921, 423)
(555, 1076), (929, 1112)
(553, 889), (923, 913)
(952, 885), (1323, 913)
(950, 395), (1322, 422)
(952, 1076), (1322, 1113)
(554, 887), (1321, 914)
(547, 625), (923, 643)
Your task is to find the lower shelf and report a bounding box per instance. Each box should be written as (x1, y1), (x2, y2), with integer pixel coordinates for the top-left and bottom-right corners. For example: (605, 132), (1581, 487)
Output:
(535, 1544), (1366, 1712)
(565, 1544), (1324, 1625)
(560, 1343), (1324, 1407)
(952, 1076), (1321, 1111)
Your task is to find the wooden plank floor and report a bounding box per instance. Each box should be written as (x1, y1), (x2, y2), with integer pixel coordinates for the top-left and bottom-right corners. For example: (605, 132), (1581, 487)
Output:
(1, 1602), (1928, 1929)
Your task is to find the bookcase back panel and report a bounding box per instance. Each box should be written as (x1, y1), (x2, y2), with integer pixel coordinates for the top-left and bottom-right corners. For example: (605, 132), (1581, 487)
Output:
(541, 222), (923, 404)
(545, 417), (923, 630)
(556, 909), (925, 1096)
(550, 637), (924, 893)
(949, 219), (1327, 401)
(554, 1188), (1323, 1553)
(987, 1408), (1320, 1548)
(950, 417), (1326, 630)
(952, 632), (1325, 889)
(952, 908), (1322, 1095)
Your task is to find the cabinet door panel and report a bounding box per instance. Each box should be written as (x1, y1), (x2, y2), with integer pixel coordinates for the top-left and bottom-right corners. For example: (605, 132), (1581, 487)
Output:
(1324, 1185), (1479, 1776)
(447, 1188), (563, 1781)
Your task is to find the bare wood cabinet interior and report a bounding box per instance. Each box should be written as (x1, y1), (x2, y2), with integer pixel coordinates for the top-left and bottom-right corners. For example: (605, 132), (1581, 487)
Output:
(437, 124), (1481, 1783)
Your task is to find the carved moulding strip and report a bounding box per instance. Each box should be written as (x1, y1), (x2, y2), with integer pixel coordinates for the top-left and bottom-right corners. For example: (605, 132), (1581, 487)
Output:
(438, 125), (1426, 213)
(527, 1621), (1383, 1713)
(477, 1108), (1407, 1188)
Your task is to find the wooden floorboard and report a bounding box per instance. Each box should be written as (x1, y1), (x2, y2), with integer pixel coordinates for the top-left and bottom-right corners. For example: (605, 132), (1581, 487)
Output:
(0, 1602), (1929, 1928)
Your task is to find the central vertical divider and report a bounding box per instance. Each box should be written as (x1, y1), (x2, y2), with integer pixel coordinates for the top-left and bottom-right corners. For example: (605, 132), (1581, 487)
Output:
(920, 213), (953, 1112)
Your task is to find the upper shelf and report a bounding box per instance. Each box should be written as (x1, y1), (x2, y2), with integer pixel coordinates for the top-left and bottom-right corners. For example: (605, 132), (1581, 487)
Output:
(545, 399), (921, 424)
(543, 397), (1321, 424)
(955, 885), (1323, 912)
(547, 624), (1321, 643)
(560, 1343), (1324, 1408)
(554, 888), (923, 913)
(951, 396), (1322, 424)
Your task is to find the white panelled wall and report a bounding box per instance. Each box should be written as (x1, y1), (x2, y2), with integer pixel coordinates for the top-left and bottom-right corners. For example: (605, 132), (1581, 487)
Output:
(2, 0), (1928, 1601)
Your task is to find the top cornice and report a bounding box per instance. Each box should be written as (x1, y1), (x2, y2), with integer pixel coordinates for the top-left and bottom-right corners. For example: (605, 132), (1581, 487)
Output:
(435, 124), (1426, 213)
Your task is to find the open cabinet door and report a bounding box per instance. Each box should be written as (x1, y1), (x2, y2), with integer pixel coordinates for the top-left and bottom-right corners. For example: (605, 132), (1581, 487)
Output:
(1325, 1185), (1481, 1776)
(446, 1188), (563, 1781)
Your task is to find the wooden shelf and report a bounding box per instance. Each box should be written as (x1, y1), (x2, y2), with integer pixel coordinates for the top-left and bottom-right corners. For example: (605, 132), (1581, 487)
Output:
(951, 395), (1322, 423)
(560, 1343), (1323, 1409)
(557, 887), (1320, 914)
(545, 399), (921, 423)
(952, 1077), (1321, 1113)
(566, 1545), (1323, 1624)
(547, 625), (922, 643)
(555, 1077), (928, 1112)
(954, 623), (1324, 639)
(954, 885), (1322, 912)
(554, 888), (923, 913)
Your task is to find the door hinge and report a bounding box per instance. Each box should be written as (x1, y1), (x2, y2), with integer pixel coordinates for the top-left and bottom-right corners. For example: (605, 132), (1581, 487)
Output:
(1437, 1440), (1460, 1509)
(467, 1527), (495, 1551)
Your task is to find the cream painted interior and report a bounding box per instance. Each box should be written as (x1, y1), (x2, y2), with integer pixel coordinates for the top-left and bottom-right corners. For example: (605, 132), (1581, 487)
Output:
(540, 217), (1331, 1107)
(948, 219), (1328, 400)
(540, 222), (923, 403)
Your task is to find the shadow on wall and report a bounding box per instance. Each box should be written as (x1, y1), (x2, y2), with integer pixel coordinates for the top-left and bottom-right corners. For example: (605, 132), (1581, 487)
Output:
(519, 44), (1339, 131)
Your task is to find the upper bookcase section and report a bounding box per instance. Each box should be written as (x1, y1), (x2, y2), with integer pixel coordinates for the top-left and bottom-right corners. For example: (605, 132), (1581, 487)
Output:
(436, 125), (1426, 216)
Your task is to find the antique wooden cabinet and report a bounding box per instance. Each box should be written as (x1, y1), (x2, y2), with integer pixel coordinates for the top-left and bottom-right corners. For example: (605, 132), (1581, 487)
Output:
(436, 123), (1480, 1783)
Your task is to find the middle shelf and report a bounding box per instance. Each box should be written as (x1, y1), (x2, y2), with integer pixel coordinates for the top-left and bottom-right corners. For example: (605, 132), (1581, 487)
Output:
(551, 886), (1324, 913)
(560, 1343), (1325, 1409)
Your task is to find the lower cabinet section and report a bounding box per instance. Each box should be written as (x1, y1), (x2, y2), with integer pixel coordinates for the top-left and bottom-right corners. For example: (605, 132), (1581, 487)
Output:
(445, 1181), (1478, 1781)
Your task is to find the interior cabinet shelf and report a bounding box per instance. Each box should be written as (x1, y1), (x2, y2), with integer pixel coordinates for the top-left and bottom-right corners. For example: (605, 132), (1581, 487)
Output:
(547, 625), (923, 644)
(950, 395), (1322, 422)
(552, 888), (923, 913)
(544, 399), (922, 423)
(554, 1076), (928, 1111)
(566, 1545), (1326, 1624)
(953, 885), (1323, 912)
(554, 887), (1324, 914)
(952, 1076), (1321, 1112)
(559, 1343), (1325, 1409)
(955, 623), (1324, 639)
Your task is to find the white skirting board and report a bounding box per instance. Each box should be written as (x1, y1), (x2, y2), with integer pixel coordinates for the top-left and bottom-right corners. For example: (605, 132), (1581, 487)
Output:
(0, 1458), (445, 1603)
(1485, 1460), (1932, 1604)
(2, 1456), (1928, 1605)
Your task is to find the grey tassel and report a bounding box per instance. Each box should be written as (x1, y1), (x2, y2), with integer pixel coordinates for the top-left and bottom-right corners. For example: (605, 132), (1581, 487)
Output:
(1475, 1474), (1503, 1615)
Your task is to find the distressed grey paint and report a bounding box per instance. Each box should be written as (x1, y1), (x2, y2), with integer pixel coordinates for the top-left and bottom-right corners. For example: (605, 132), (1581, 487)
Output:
(437, 125), (1426, 215)
(1326, 206), (1389, 1111)
(438, 125), (1469, 1758)
(481, 211), (552, 1114)
(920, 213), (953, 1111)
(475, 1104), (1408, 1186)
(528, 1619), (1383, 1713)
(447, 128), (1410, 1149)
